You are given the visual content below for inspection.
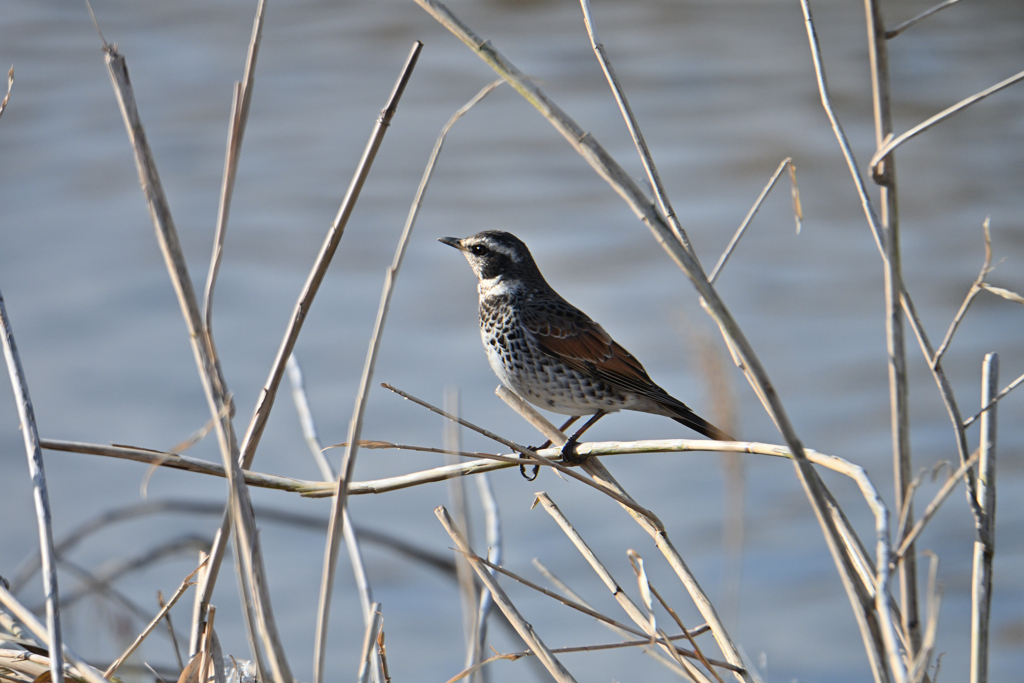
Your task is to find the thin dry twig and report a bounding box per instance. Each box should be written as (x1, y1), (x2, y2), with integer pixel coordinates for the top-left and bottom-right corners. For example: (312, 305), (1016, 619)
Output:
(0, 289), (64, 683)
(933, 219), (994, 366)
(870, 67), (1024, 172)
(963, 370), (1024, 428)
(709, 158), (796, 284)
(104, 561), (207, 678)
(886, 0), (965, 39)
(626, 550), (718, 682)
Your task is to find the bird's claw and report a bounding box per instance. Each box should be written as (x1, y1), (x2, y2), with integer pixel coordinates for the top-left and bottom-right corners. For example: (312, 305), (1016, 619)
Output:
(559, 437), (587, 466)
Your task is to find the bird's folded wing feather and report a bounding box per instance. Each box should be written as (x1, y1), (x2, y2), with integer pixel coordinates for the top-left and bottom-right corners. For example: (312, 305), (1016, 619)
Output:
(522, 300), (660, 396)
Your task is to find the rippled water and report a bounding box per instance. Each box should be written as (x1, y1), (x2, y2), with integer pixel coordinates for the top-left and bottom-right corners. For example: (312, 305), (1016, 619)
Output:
(1, 1), (1022, 681)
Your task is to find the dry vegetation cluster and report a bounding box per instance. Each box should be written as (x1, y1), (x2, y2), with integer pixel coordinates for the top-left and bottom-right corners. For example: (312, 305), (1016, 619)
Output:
(1, 1), (1022, 683)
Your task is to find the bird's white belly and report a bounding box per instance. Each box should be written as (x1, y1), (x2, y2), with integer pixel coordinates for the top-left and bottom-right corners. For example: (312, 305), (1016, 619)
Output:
(481, 328), (627, 416)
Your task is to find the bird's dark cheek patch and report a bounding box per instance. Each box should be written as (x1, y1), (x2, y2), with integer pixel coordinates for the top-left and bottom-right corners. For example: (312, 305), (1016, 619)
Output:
(480, 254), (512, 280)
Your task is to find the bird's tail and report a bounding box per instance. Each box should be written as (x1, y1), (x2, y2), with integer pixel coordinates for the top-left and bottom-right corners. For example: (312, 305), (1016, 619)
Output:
(667, 405), (734, 442)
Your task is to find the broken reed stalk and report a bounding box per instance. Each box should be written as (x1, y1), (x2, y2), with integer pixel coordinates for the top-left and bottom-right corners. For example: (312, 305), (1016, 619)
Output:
(864, 0), (920, 659)
(970, 353), (998, 683)
(436, 506), (578, 683)
(0, 290), (65, 683)
(313, 41), (422, 683)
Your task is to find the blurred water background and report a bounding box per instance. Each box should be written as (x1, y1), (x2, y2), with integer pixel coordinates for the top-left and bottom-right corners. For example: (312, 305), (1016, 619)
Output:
(1, 0), (1022, 681)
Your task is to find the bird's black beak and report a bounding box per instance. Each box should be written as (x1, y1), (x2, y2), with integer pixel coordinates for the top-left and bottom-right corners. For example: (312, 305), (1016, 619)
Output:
(439, 236), (463, 250)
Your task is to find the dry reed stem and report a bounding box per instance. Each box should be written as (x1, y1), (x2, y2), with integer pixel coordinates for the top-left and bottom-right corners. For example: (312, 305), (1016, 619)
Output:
(564, 460), (755, 683)
(970, 353), (998, 683)
(0, 584), (107, 683)
(104, 561), (206, 678)
(203, 81), (242, 341)
(45, 434), (895, 503)
(444, 630), (729, 683)
(870, 68), (1024, 173)
(577, 0), (692, 256)
(799, 4), (972, 676)
(864, 0), (918, 655)
(0, 291), (63, 683)
(470, 552), (727, 672)
(41, 439), (324, 494)
(413, 7), (868, 681)
(536, 494), (718, 683)
(709, 158), (796, 284)
(436, 506), (578, 683)
(467, 554), (673, 648)
(311, 42), (423, 683)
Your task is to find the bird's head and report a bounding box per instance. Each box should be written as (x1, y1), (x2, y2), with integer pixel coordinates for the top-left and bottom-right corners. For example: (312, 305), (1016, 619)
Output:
(439, 231), (541, 285)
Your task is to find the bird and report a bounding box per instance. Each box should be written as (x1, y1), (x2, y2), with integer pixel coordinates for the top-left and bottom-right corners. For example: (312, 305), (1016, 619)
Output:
(440, 230), (733, 464)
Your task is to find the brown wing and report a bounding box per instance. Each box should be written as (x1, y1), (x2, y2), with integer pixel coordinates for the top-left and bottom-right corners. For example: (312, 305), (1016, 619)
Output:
(522, 296), (734, 441)
(520, 297), (661, 396)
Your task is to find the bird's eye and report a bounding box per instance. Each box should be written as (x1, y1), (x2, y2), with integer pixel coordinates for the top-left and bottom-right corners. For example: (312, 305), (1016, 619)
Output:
(470, 244), (489, 256)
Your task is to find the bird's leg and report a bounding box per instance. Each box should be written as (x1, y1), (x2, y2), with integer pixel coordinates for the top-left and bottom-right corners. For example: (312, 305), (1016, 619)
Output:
(529, 415), (581, 452)
(520, 416), (582, 479)
(560, 411), (606, 465)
